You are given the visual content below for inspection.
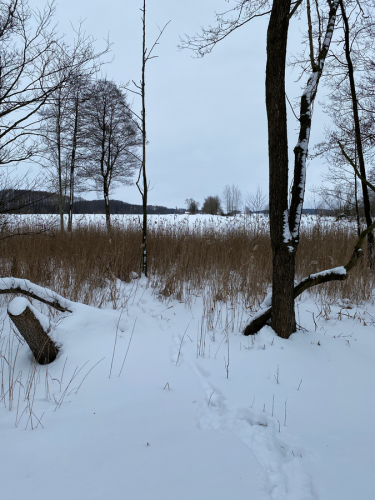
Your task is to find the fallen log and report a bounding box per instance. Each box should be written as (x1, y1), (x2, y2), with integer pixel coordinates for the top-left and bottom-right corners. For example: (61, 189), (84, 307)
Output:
(0, 278), (73, 313)
(8, 297), (59, 364)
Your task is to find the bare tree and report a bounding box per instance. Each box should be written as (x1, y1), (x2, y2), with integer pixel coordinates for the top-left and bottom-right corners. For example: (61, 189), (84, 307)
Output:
(80, 79), (141, 231)
(312, 1), (375, 255)
(222, 184), (243, 215)
(222, 184), (231, 214)
(38, 86), (70, 231)
(339, 0), (373, 251)
(39, 73), (97, 232)
(245, 184), (267, 214)
(0, 0), (110, 232)
(66, 74), (94, 232)
(232, 184), (243, 214)
(0, 1), (106, 168)
(126, 1), (170, 277)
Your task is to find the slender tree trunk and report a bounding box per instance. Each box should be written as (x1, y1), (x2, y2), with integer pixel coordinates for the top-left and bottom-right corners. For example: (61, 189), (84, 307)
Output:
(68, 96), (79, 232)
(99, 116), (110, 231)
(104, 184), (111, 231)
(354, 147), (361, 237)
(135, 2), (168, 276)
(266, 0), (294, 338)
(56, 97), (64, 232)
(141, 0), (148, 277)
(340, 0), (373, 258)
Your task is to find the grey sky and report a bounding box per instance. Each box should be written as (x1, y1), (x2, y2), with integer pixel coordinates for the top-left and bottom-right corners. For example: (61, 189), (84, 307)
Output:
(32, 0), (329, 209)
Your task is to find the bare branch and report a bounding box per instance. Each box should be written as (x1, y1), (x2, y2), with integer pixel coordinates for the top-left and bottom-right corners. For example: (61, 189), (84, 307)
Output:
(178, 1), (271, 57)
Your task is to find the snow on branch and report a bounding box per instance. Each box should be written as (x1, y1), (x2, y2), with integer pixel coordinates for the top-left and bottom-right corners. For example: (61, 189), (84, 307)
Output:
(0, 278), (73, 313)
(243, 266), (347, 336)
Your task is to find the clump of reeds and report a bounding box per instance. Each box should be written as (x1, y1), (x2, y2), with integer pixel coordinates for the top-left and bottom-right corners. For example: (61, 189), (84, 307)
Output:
(0, 214), (372, 310)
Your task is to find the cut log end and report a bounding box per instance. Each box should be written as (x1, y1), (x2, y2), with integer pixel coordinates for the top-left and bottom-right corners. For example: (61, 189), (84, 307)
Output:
(8, 301), (59, 364)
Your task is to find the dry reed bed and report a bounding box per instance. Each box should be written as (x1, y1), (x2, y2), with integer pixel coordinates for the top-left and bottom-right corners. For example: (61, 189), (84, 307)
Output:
(1, 216), (372, 428)
(0, 216), (373, 311)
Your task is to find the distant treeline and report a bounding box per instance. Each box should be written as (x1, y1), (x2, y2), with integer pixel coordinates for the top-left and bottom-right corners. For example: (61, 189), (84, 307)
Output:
(0, 190), (185, 215)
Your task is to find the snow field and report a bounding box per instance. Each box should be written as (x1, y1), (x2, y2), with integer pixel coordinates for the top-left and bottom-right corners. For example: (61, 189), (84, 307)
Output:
(0, 278), (374, 499)
(5, 212), (362, 235)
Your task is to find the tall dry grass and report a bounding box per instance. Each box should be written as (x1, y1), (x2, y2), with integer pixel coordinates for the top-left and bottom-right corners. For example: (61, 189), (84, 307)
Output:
(0, 215), (373, 311)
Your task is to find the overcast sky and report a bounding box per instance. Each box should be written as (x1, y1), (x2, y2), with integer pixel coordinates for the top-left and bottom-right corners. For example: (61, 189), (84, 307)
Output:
(32, 0), (330, 209)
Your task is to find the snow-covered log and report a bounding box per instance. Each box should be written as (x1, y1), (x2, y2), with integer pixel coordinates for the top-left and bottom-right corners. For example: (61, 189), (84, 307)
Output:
(0, 278), (73, 313)
(8, 298), (59, 364)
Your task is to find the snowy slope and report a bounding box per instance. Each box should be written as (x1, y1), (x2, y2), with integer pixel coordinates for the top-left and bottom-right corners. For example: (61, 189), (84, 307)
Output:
(1, 279), (374, 499)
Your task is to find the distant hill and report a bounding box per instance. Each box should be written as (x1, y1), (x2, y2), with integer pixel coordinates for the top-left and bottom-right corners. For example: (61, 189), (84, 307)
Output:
(0, 189), (185, 215)
(0, 189), (332, 216)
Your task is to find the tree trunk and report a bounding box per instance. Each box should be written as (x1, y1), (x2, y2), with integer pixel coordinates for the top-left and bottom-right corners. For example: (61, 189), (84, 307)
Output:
(354, 162), (361, 237)
(104, 189), (111, 232)
(68, 96), (79, 233)
(266, 0), (293, 339)
(56, 97), (65, 233)
(263, 0), (340, 339)
(8, 299), (59, 364)
(243, 206), (375, 336)
(141, 0), (148, 277)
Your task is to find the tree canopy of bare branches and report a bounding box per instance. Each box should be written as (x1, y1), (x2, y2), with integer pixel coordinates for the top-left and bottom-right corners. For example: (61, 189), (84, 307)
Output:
(79, 78), (141, 231)
(0, 0), (109, 169)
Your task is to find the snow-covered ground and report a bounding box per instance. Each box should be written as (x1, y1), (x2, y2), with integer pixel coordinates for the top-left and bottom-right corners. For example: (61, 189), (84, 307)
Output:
(1, 278), (374, 499)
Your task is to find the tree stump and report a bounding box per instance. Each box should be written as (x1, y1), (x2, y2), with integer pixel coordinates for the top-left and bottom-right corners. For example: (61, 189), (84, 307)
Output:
(8, 298), (59, 364)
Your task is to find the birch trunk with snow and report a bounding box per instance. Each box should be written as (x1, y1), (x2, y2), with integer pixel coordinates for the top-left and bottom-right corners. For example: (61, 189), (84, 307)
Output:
(289, 0), (339, 240)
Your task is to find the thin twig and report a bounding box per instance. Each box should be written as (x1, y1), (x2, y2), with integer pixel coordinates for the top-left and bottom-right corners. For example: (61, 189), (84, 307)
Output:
(118, 318), (137, 377)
